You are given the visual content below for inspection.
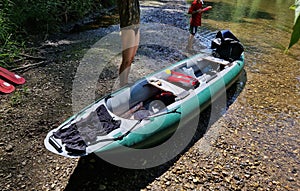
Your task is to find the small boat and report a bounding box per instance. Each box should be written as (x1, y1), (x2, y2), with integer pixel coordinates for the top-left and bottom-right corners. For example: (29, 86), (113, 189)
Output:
(44, 31), (245, 158)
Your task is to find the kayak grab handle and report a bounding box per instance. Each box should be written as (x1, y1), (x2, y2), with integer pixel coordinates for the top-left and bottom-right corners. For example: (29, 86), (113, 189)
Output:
(145, 107), (181, 120)
(49, 135), (62, 152)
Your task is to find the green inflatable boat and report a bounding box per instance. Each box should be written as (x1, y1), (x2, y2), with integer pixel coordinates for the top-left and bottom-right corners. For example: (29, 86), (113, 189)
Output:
(44, 53), (244, 158)
(44, 31), (245, 159)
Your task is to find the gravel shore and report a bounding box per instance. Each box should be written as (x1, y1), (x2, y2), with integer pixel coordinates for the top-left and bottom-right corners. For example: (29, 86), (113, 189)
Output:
(0, 0), (298, 191)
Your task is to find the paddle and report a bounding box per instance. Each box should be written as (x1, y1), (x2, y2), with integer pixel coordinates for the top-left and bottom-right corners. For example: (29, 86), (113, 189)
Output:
(0, 79), (15, 94)
(0, 66), (26, 85)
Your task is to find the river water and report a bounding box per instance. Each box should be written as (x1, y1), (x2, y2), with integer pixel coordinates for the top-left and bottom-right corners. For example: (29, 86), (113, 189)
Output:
(201, 1), (300, 144)
(198, 3), (300, 109)
(199, 0), (300, 187)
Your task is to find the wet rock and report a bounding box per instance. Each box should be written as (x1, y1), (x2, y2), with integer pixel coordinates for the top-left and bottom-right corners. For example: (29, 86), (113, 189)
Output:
(5, 144), (13, 152)
(287, 177), (295, 182)
(98, 184), (106, 190)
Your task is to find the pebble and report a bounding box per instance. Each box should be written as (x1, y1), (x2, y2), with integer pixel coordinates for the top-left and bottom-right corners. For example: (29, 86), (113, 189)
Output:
(5, 144), (13, 152)
(287, 177), (295, 182)
(98, 184), (106, 190)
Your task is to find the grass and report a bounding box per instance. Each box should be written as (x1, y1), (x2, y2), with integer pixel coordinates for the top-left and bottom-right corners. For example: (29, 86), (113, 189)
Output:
(10, 87), (29, 106)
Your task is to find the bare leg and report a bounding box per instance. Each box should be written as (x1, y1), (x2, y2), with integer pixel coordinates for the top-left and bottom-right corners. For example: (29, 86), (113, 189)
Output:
(187, 33), (195, 51)
(119, 28), (140, 86)
(119, 48), (133, 86)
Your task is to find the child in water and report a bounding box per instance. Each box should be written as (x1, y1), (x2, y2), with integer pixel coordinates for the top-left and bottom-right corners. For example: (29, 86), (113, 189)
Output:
(186, 0), (212, 53)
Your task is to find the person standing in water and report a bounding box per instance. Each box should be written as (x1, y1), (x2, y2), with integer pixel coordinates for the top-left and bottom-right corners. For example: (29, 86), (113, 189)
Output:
(117, 0), (140, 87)
(186, 0), (212, 53)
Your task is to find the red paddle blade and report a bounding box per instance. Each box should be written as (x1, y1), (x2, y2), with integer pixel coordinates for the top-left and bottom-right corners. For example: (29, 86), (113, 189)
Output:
(0, 66), (26, 85)
(0, 79), (15, 94)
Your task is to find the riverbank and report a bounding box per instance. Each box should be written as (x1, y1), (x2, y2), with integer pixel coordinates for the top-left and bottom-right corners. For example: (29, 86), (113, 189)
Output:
(0, 0), (299, 190)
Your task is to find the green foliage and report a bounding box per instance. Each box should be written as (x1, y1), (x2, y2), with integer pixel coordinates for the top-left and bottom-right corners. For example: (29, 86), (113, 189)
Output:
(287, 0), (300, 50)
(8, 0), (103, 33)
(0, 13), (9, 42)
(0, 0), (13, 42)
(0, 35), (23, 68)
(0, 0), (116, 36)
(0, 0), (21, 68)
(0, 0), (114, 67)
(101, 0), (116, 8)
(0, 0), (110, 36)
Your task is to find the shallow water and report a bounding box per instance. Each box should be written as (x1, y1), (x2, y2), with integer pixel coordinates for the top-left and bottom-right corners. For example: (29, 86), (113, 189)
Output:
(198, 0), (300, 182)
(201, 0), (300, 118)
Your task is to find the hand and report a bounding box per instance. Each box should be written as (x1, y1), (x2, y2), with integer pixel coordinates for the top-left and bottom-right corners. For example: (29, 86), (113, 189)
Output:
(202, 6), (212, 12)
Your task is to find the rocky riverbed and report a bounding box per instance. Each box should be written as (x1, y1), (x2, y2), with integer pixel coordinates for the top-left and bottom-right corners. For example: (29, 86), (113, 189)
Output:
(0, 0), (299, 190)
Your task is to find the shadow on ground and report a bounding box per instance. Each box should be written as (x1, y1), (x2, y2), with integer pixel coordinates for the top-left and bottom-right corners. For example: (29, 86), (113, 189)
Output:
(64, 70), (247, 191)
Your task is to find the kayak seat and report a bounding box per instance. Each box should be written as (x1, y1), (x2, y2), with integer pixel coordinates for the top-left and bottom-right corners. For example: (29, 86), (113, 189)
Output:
(106, 79), (160, 116)
(186, 58), (220, 78)
(148, 77), (189, 100)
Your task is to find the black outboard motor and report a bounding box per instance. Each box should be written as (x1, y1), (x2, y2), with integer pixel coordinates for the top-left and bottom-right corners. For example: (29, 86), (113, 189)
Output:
(211, 30), (244, 62)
